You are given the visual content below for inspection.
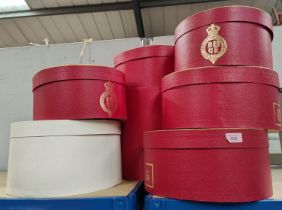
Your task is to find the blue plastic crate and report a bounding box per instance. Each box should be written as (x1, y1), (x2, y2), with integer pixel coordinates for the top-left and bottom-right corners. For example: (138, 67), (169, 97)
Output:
(0, 182), (144, 210)
(145, 194), (282, 210)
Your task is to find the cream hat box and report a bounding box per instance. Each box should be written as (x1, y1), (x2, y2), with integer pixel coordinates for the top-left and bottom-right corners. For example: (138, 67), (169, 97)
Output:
(6, 120), (122, 198)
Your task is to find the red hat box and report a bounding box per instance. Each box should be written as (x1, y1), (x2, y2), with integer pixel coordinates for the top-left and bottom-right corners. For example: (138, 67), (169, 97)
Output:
(122, 87), (162, 180)
(114, 45), (174, 87)
(174, 6), (273, 70)
(162, 66), (281, 131)
(144, 129), (272, 202)
(33, 65), (126, 120)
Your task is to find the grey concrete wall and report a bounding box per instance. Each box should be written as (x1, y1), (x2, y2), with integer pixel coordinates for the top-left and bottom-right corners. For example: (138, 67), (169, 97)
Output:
(153, 35), (174, 45)
(273, 26), (282, 79)
(0, 38), (140, 170)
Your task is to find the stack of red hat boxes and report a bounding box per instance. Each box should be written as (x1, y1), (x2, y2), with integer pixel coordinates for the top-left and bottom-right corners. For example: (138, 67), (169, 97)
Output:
(144, 6), (280, 203)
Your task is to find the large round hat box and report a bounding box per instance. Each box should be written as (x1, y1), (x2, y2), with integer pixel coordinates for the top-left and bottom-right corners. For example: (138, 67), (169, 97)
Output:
(33, 65), (126, 120)
(144, 129), (272, 202)
(114, 45), (174, 87)
(122, 87), (162, 180)
(6, 120), (122, 197)
(174, 6), (273, 70)
(162, 66), (281, 131)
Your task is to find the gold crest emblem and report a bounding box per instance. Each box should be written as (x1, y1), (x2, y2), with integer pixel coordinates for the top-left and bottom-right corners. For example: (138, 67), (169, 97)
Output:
(145, 163), (154, 188)
(100, 82), (118, 117)
(273, 102), (281, 126)
(200, 24), (227, 64)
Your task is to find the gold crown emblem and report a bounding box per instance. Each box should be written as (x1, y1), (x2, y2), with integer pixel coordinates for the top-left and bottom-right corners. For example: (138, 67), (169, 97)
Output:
(100, 81), (118, 117)
(206, 24), (220, 34)
(104, 82), (114, 92)
(200, 23), (227, 64)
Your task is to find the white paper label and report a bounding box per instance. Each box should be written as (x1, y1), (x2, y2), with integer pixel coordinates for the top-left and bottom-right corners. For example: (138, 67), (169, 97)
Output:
(225, 133), (243, 143)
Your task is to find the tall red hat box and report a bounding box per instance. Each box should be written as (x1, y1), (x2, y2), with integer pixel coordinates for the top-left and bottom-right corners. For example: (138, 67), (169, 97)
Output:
(115, 45), (174, 180)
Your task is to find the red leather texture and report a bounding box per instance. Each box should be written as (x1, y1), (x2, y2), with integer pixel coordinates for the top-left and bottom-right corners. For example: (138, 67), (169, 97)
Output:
(33, 65), (126, 120)
(114, 45), (174, 87)
(162, 67), (280, 130)
(144, 129), (272, 202)
(121, 87), (162, 180)
(174, 6), (273, 70)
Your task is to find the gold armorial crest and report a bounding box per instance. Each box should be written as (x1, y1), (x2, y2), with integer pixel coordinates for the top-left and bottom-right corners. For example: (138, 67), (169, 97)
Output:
(100, 81), (118, 117)
(273, 102), (281, 127)
(200, 24), (227, 64)
(145, 163), (154, 188)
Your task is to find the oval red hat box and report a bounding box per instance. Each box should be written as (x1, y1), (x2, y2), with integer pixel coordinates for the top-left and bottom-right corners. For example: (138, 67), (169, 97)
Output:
(144, 129), (272, 202)
(33, 65), (126, 120)
(162, 66), (281, 130)
(122, 87), (161, 180)
(174, 6), (273, 70)
(114, 45), (174, 87)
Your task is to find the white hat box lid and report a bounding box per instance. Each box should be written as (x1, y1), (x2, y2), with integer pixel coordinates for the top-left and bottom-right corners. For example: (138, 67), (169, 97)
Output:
(6, 120), (122, 198)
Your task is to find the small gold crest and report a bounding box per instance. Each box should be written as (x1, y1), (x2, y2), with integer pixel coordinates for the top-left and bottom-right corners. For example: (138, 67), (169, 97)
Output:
(200, 24), (227, 64)
(100, 82), (118, 117)
(273, 102), (281, 127)
(145, 163), (154, 188)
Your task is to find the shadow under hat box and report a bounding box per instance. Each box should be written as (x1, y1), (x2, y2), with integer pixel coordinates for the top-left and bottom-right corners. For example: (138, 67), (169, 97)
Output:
(144, 129), (272, 202)
(33, 65), (126, 120)
(6, 120), (122, 197)
(174, 6), (273, 70)
(162, 66), (281, 131)
(114, 45), (174, 87)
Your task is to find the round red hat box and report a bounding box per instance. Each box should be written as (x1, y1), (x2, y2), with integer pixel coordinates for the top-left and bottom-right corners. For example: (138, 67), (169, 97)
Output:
(144, 129), (272, 202)
(122, 87), (162, 180)
(174, 6), (273, 70)
(114, 45), (174, 87)
(162, 66), (281, 131)
(33, 65), (126, 120)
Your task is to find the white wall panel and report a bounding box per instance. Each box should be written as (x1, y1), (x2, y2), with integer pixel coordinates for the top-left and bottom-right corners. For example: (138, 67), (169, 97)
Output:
(273, 26), (282, 86)
(153, 35), (174, 45)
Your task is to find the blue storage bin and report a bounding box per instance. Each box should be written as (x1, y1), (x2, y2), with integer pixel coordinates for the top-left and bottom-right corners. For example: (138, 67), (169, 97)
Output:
(0, 181), (144, 210)
(145, 194), (282, 210)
